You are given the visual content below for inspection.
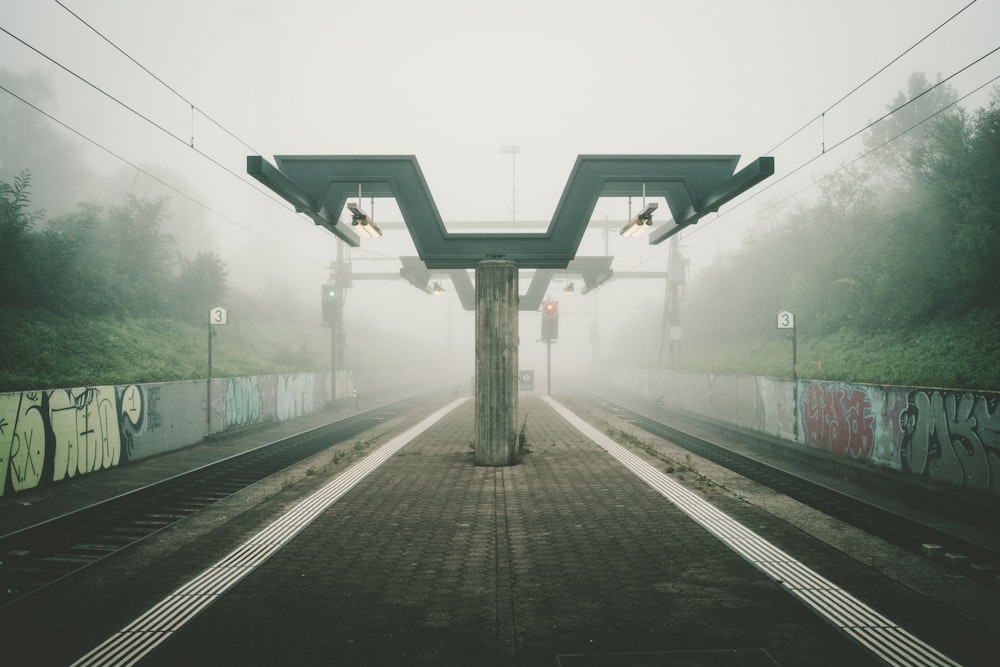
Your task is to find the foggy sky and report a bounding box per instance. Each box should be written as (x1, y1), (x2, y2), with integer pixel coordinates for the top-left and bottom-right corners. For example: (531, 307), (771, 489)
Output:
(2, 0), (998, 373)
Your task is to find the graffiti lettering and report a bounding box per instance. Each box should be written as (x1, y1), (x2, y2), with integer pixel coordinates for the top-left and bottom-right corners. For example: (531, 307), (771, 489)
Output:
(225, 376), (263, 428)
(276, 374), (314, 421)
(119, 384), (146, 461)
(145, 385), (162, 429)
(800, 383), (875, 461)
(1, 392), (45, 494)
(899, 390), (1000, 492)
(2, 373), (325, 499)
(0, 385), (144, 496)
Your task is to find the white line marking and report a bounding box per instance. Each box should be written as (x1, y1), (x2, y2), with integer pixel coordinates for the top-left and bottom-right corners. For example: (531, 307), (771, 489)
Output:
(71, 398), (468, 667)
(544, 397), (962, 667)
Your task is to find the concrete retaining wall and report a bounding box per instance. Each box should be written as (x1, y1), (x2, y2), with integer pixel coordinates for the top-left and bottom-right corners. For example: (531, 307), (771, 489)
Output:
(604, 367), (1000, 496)
(0, 371), (331, 498)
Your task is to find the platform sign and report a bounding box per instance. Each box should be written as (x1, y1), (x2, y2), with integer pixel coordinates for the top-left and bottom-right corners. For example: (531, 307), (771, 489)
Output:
(210, 306), (228, 326)
(776, 310), (794, 330)
(519, 370), (535, 391)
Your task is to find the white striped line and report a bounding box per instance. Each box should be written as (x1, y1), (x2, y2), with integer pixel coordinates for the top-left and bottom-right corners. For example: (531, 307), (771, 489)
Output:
(71, 398), (467, 667)
(544, 397), (961, 667)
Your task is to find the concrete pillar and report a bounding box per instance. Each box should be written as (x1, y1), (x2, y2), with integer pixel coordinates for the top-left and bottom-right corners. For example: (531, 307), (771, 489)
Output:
(475, 259), (519, 466)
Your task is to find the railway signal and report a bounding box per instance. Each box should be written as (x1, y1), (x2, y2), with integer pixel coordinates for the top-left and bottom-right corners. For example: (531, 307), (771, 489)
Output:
(321, 284), (341, 325)
(541, 300), (559, 341)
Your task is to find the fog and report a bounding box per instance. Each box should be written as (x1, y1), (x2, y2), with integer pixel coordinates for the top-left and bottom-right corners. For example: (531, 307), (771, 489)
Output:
(2, 0), (998, 388)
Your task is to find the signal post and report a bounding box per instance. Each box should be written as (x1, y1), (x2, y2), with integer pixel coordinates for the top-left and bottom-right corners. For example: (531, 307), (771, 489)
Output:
(541, 300), (558, 395)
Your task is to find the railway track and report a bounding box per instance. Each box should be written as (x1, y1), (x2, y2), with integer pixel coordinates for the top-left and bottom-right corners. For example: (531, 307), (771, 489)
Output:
(3, 387), (995, 616)
(577, 393), (1000, 589)
(0, 392), (439, 610)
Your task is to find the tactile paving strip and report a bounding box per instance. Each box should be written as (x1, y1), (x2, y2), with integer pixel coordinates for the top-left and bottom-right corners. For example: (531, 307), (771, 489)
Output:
(544, 397), (961, 667)
(70, 398), (468, 667)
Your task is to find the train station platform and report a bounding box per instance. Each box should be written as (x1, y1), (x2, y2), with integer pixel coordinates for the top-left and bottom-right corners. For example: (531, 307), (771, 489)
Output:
(2, 394), (997, 666)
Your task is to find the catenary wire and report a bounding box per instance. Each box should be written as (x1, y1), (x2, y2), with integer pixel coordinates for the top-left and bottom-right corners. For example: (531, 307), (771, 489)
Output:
(684, 70), (1000, 254)
(4, 5), (993, 279)
(50, 0), (262, 156)
(621, 53), (1000, 274)
(0, 81), (327, 270)
(653, 43), (1000, 264)
(610, 4), (992, 273)
(762, 0), (978, 157)
(0, 23), (301, 218)
(631, 1), (987, 269)
(4, 11), (410, 268)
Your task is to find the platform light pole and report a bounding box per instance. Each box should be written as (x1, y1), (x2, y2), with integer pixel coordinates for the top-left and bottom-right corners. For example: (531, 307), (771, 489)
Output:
(499, 145), (519, 224)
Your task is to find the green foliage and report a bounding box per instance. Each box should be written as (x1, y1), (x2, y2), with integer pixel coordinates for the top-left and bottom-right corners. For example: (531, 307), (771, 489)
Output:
(674, 308), (1000, 390)
(0, 308), (329, 391)
(0, 172), (229, 320)
(673, 76), (1000, 390)
(173, 251), (230, 323)
(0, 171), (46, 308)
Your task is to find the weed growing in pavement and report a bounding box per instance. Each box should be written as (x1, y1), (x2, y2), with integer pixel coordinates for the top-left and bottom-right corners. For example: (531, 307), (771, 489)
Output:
(516, 414), (530, 459)
(611, 428), (693, 477)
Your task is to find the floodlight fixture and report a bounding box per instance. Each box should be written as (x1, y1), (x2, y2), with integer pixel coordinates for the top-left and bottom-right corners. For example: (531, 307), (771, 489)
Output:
(432, 281), (446, 295)
(346, 202), (383, 239)
(563, 281), (575, 294)
(620, 202), (658, 238)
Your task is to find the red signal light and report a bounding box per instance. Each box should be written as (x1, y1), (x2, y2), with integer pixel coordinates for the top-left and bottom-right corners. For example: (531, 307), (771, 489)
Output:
(542, 301), (558, 317)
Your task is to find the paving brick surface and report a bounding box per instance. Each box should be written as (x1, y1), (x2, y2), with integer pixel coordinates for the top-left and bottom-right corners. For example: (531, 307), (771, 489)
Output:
(10, 392), (992, 665)
(130, 397), (881, 666)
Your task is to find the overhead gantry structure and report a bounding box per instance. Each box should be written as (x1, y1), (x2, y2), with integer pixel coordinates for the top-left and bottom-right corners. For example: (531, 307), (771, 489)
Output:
(249, 153), (773, 466)
(248, 154), (773, 310)
(249, 153), (773, 263)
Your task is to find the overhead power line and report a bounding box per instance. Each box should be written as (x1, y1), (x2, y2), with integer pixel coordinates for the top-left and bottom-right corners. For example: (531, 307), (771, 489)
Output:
(0, 81), (326, 269)
(0, 22), (297, 216)
(51, 0), (262, 157)
(690, 69), (1000, 249)
(3, 2), (995, 278)
(762, 0), (979, 157)
(11, 4), (413, 268)
(625, 48), (1000, 271)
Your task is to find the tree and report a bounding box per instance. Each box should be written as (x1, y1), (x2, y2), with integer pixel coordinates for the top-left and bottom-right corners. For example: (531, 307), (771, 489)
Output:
(680, 75), (1000, 347)
(863, 72), (962, 186)
(96, 196), (177, 314)
(0, 70), (96, 215)
(172, 251), (230, 322)
(0, 171), (46, 309)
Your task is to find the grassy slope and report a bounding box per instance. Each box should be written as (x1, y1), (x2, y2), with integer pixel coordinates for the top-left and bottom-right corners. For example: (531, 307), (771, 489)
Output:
(2, 309), (998, 393)
(673, 309), (1000, 391)
(0, 309), (328, 391)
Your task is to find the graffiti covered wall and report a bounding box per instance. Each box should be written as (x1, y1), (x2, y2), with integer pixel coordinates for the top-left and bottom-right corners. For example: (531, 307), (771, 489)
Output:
(606, 367), (1000, 495)
(0, 372), (329, 498)
(897, 389), (1000, 493)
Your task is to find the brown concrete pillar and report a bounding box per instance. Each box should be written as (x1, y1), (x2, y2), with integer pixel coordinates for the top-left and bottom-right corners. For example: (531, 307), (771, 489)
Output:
(475, 259), (519, 466)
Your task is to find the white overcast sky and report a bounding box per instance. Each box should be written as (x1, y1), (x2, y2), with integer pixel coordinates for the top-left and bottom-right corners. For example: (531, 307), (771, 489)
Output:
(2, 0), (999, 300)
